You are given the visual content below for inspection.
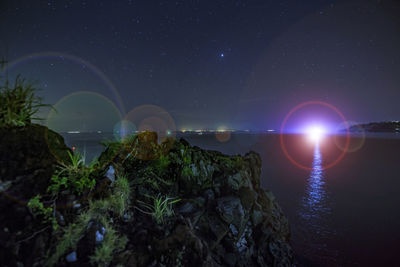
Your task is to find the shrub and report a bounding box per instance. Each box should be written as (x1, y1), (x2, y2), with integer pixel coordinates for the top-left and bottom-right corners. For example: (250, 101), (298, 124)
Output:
(47, 151), (96, 196)
(0, 75), (52, 127)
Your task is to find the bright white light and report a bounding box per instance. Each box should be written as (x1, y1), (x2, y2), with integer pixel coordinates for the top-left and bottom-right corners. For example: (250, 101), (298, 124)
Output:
(307, 126), (325, 142)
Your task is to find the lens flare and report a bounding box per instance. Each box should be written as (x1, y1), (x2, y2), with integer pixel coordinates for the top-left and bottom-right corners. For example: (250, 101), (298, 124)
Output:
(215, 126), (231, 142)
(124, 104), (176, 159)
(334, 121), (366, 153)
(5, 51), (126, 115)
(280, 101), (350, 170)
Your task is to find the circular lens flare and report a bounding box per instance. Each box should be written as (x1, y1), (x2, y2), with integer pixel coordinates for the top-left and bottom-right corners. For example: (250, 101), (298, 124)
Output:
(280, 101), (350, 170)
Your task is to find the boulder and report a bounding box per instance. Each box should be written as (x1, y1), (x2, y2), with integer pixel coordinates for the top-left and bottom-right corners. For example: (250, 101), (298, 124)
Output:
(0, 124), (70, 266)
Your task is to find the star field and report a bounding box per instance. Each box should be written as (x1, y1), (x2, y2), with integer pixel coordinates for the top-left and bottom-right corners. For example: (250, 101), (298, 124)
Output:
(1, 0), (399, 130)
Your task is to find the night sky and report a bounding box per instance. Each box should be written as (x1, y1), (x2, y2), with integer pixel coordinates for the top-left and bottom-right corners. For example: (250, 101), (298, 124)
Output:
(1, 0), (399, 132)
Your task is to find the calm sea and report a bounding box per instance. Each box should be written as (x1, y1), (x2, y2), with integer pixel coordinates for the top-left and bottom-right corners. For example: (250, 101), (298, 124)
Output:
(61, 132), (400, 267)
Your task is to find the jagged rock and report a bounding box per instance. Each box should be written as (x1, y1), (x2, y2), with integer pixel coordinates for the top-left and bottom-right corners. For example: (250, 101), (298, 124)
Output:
(1, 127), (295, 266)
(216, 196), (245, 227)
(115, 134), (294, 266)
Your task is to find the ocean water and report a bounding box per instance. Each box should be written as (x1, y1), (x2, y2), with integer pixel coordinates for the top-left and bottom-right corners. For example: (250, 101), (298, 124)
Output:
(61, 132), (400, 266)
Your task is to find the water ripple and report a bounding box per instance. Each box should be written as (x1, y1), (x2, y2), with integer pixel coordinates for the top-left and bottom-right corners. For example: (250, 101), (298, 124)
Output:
(296, 144), (339, 265)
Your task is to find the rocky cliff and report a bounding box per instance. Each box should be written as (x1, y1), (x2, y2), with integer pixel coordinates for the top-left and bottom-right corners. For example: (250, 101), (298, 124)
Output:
(0, 125), (294, 266)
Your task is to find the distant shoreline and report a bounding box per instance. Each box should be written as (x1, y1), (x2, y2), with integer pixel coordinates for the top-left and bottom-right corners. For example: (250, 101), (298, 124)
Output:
(347, 121), (400, 133)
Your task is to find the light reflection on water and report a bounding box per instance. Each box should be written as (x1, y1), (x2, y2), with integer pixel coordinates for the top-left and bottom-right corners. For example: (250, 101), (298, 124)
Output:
(297, 143), (339, 265)
(304, 144), (325, 211)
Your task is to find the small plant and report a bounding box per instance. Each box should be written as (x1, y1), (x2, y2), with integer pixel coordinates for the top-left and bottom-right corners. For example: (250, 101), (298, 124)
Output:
(136, 194), (180, 224)
(27, 195), (58, 230)
(66, 151), (85, 170)
(0, 75), (52, 127)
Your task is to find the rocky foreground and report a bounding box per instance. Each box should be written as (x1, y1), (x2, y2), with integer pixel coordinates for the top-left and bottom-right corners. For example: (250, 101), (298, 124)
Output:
(0, 124), (294, 266)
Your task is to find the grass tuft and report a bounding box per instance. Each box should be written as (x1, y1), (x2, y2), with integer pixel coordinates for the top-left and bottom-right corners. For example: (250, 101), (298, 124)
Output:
(0, 75), (52, 127)
(136, 194), (180, 224)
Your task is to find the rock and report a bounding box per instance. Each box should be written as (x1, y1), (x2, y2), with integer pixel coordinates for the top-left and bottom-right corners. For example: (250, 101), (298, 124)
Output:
(0, 124), (70, 199)
(207, 213), (230, 245)
(105, 165), (115, 182)
(226, 172), (247, 191)
(0, 124), (70, 266)
(251, 202), (264, 226)
(216, 196), (245, 227)
(177, 201), (197, 214)
(66, 251), (77, 262)
(95, 226), (106, 243)
(203, 189), (215, 202)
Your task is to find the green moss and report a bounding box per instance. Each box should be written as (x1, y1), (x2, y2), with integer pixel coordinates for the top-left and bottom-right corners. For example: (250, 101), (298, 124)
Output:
(27, 195), (58, 231)
(46, 174), (131, 266)
(110, 175), (131, 217)
(218, 154), (243, 169)
(90, 218), (127, 267)
(46, 211), (91, 266)
(179, 146), (194, 179)
(153, 154), (170, 175)
(181, 165), (193, 177)
(89, 175), (131, 218)
(181, 148), (192, 165)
